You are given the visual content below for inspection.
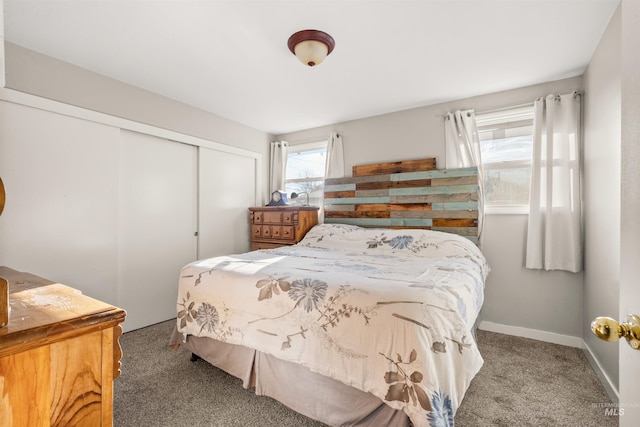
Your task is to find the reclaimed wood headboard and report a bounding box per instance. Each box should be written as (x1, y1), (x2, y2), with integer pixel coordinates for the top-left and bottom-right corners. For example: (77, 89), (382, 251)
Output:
(323, 158), (480, 243)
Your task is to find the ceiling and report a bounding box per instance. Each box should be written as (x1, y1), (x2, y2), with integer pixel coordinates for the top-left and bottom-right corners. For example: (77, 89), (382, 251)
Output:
(3, 0), (619, 135)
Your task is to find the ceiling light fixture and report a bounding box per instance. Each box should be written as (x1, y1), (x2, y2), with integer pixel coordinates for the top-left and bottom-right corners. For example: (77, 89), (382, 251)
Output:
(287, 29), (335, 67)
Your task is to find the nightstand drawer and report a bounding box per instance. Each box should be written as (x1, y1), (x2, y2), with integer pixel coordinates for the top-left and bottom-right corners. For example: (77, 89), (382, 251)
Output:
(252, 225), (262, 238)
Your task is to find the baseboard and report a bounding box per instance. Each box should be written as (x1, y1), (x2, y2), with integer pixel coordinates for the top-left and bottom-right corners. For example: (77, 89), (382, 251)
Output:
(478, 320), (619, 403)
(582, 340), (619, 403)
(478, 320), (583, 348)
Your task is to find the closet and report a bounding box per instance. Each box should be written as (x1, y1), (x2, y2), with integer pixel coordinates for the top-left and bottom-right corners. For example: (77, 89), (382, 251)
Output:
(0, 95), (261, 331)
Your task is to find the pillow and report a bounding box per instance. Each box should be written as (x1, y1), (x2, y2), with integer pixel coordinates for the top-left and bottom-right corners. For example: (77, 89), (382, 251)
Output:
(298, 223), (483, 259)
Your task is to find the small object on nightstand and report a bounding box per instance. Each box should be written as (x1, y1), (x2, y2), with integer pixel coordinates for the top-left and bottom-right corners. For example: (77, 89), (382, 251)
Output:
(249, 206), (319, 250)
(266, 190), (288, 206)
(290, 191), (309, 206)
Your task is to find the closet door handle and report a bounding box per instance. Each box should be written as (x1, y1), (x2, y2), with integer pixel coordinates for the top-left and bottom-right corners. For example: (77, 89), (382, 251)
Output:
(591, 314), (640, 350)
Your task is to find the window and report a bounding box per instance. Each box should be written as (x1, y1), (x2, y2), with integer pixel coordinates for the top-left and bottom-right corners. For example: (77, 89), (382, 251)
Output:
(284, 139), (328, 207)
(476, 106), (534, 214)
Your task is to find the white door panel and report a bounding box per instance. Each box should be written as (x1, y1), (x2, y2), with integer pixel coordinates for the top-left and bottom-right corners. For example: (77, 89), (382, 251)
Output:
(0, 101), (119, 304)
(199, 147), (257, 259)
(118, 130), (197, 331)
(619, 1), (640, 423)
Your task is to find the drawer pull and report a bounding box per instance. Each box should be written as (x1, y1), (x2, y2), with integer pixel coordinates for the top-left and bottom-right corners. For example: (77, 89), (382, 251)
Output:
(282, 227), (294, 238)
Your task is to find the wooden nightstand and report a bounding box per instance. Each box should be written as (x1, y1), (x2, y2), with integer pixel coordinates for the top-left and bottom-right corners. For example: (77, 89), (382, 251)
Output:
(249, 206), (319, 250)
(0, 266), (126, 427)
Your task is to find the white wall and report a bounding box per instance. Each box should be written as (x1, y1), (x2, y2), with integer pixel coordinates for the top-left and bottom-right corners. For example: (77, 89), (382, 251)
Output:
(276, 76), (586, 341)
(583, 5), (621, 394)
(3, 42), (271, 199)
(480, 215), (583, 341)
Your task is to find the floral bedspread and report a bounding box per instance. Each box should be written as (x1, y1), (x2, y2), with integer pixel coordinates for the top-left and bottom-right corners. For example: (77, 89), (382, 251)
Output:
(176, 224), (489, 427)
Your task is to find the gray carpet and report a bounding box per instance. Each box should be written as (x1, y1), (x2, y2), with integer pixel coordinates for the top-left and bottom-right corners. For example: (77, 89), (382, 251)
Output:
(114, 320), (617, 427)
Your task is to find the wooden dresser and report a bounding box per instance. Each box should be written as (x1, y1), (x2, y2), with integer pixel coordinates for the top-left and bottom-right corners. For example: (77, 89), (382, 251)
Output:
(0, 266), (126, 427)
(249, 206), (319, 250)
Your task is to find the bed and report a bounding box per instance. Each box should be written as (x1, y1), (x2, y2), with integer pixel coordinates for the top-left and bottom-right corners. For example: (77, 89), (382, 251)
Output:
(169, 158), (489, 427)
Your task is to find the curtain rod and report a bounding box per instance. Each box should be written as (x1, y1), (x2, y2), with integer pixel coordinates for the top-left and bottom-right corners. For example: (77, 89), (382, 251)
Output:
(535, 90), (584, 102)
(443, 91), (583, 119)
(280, 135), (336, 146)
(441, 102), (532, 119)
(443, 90), (584, 119)
(475, 101), (534, 116)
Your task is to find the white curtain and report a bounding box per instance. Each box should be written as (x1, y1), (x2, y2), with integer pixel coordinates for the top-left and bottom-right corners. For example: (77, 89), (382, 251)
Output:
(526, 92), (582, 273)
(444, 109), (484, 238)
(269, 141), (288, 194)
(319, 132), (344, 223)
(325, 132), (344, 179)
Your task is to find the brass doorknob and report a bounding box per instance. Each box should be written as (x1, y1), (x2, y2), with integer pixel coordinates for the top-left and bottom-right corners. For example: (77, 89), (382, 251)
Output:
(591, 314), (640, 350)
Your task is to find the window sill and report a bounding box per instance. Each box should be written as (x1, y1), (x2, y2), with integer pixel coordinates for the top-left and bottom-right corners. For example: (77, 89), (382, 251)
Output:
(485, 205), (529, 215)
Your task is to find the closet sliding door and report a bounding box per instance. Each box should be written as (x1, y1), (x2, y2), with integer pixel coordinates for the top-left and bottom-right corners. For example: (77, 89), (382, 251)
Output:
(198, 147), (257, 259)
(1, 92), (262, 333)
(118, 130), (198, 331)
(0, 100), (120, 305)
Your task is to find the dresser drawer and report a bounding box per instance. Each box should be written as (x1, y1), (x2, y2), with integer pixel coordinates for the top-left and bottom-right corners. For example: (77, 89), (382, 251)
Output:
(270, 226), (295, 240)
(282, 211), (295, 225)
(252, 242), (284, 250)
(252, 211), (263, 224)
(281, 226), (294, 239)
(249, 206), (318, 250)
(270, 226), (282, 238)
(263, 211), (283, 224)
(256, 226), (295, 241)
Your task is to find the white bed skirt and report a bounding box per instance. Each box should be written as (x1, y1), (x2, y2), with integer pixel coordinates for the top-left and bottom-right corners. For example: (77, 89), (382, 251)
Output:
(170, 325), (410, 427)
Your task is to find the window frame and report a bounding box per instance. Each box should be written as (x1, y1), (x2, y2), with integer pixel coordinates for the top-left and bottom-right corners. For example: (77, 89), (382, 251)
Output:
(284, 139), (328, 206)
(476, 105), (534, 215)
